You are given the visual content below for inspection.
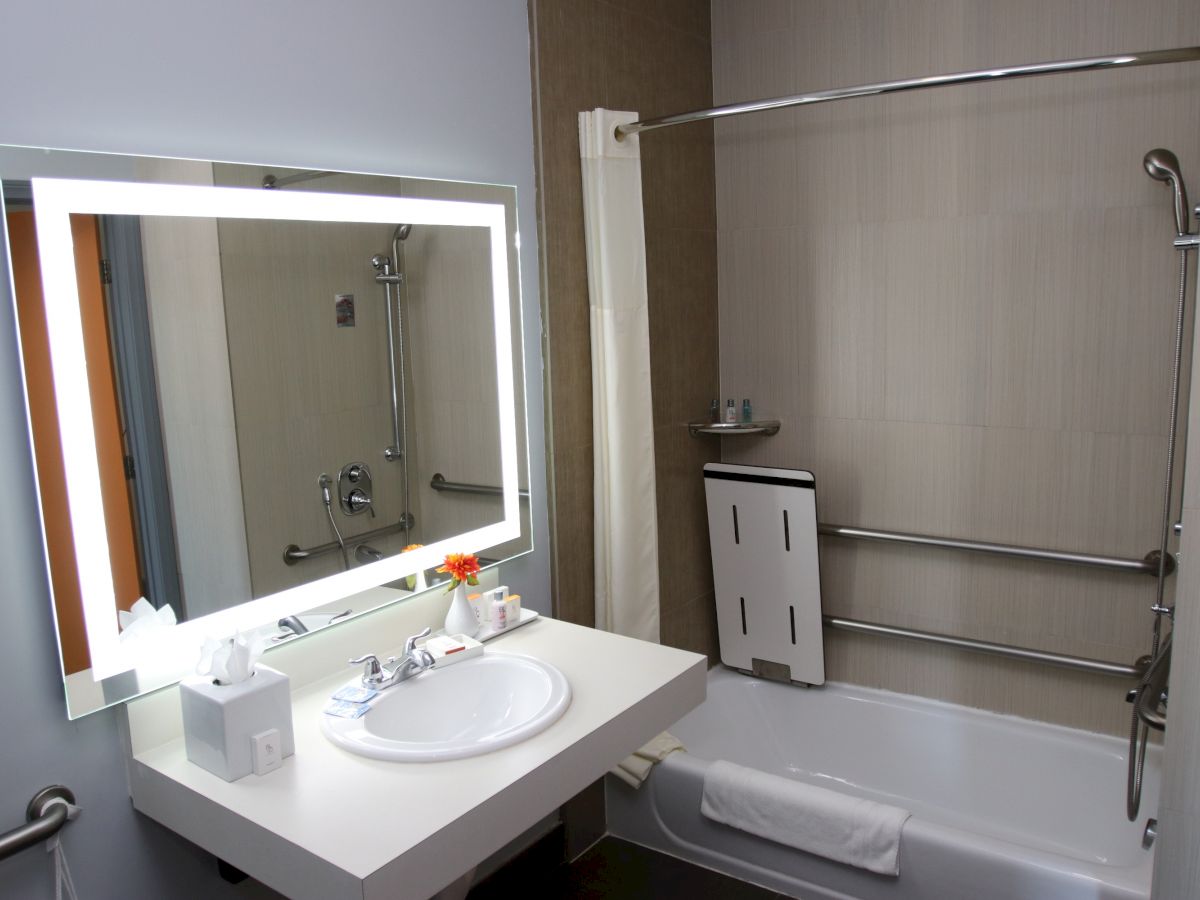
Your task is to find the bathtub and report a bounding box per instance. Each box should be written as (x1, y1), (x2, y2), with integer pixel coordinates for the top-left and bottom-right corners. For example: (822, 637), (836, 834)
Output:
(607, 667), (1160, 900)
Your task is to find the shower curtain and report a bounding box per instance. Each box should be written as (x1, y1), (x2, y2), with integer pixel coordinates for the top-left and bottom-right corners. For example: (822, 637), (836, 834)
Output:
(578, 108), (660, 643)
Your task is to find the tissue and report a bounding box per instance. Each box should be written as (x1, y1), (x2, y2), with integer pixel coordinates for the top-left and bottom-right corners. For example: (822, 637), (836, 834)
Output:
(196, 633), (268, 686)
(118, 597), (177, 643)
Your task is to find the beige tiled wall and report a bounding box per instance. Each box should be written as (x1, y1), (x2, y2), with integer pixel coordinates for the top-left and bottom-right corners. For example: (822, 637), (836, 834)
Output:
(530, 0), (721, 657)
(714, 0), (1200, 734)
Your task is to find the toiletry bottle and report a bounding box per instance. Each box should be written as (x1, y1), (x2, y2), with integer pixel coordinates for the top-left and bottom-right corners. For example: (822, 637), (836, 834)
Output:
(710, 399), (719, 423)
(725, 399), (737, 423)
(492, 590), (508, 630)
(505, 593), (522, 624)
(742, 399), (752, 422)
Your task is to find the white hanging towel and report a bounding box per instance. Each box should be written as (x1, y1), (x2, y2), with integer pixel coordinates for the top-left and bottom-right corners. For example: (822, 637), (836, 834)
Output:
(700, 760), (911, 876)
(578, 108), (660, 643)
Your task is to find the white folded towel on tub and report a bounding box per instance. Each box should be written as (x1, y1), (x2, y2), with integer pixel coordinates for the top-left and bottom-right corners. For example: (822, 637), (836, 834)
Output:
(609, 732), (685, 789)
(700, 760), (911, 876)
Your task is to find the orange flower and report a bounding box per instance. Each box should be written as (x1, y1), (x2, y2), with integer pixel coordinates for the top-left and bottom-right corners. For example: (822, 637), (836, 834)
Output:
(437, 552), (481, 588)
(401, 543), (424, 553)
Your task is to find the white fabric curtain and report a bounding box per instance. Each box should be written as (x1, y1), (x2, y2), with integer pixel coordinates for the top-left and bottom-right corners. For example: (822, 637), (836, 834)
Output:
(578, 108), (661, 643)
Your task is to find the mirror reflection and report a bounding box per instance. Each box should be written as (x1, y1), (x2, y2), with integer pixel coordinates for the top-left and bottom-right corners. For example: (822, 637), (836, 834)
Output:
(1, 150), (531, 717)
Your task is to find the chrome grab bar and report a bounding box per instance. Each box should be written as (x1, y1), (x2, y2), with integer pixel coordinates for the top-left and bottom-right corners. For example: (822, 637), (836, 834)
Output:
(0, 786), (75, 862)
(430, 473), (530, 499)
(818, 522), (1170, 577)
(824, 616), (1148, 679)
(283, 513), (414, 566)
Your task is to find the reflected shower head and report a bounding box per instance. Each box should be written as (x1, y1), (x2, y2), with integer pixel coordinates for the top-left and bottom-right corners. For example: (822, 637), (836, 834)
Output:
(393, 223), (413, 242)
(1144, 148), (1191, 236)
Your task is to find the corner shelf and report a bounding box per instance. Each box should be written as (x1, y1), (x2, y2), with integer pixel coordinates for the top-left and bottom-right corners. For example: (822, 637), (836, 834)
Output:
(688, 420), (781, 437)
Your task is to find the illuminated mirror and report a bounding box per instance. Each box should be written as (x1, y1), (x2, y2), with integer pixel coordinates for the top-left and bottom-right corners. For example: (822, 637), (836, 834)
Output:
(1, 148), (531, 717)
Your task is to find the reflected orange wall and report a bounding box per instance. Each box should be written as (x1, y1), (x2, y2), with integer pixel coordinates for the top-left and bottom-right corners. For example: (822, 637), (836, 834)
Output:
(70, 214), (143, 618)
(9, 210), (144, 674)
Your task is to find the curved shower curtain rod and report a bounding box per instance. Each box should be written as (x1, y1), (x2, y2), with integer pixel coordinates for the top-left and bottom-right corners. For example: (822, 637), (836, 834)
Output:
(616, 45), (1200, 138)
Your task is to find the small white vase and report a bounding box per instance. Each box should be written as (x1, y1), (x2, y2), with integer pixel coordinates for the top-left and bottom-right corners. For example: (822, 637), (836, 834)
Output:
(444, 582), (478, 637)
(404, 568), (428, 593)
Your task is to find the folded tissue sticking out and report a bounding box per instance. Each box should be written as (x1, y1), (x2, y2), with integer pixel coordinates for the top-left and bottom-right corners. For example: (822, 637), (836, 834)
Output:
(196, 632), (269, 685)
(117, 597), (177, 643)
(182, 632), (294, 781)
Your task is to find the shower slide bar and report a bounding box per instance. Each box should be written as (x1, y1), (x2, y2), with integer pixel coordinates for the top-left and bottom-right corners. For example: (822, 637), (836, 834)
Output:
(616, 46), (1200, 138)
(282, 514), (413, 566)
(430, 473), (530, 499)
(818, 522), (1170, 577)
(0, 786), (75, 862)
(823, 616), (1148, 679)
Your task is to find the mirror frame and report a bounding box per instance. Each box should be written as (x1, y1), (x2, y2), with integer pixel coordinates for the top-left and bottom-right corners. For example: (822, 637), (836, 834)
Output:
(27, 176), (522, 682)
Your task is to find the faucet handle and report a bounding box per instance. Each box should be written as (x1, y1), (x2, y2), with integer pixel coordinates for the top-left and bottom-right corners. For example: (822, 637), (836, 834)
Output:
(403, 627), (433, 657)
(349, 653), (386, 687)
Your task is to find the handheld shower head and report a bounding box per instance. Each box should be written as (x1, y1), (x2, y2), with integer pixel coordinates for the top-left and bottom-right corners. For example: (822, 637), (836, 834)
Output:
(392, 223), (413, 242)
(1144, 148), (1191, 236)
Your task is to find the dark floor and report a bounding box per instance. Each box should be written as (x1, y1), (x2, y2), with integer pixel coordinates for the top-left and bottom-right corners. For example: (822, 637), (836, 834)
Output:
(469, 834), (786, 900)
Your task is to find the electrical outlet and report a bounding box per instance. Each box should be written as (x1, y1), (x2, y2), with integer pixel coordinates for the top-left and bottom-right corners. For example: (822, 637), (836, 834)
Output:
(251, 729), (283, 776)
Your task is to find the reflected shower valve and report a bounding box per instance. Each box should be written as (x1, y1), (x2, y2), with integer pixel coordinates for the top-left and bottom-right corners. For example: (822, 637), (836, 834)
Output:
(338, 462), (375, 517)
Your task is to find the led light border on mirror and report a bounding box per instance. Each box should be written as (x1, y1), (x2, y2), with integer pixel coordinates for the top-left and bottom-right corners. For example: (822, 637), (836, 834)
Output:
(29, 176), (521, 683)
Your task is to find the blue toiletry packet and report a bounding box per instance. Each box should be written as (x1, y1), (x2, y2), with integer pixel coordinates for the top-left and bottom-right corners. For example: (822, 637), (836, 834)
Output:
(332, 685), (378, 703)
(324, 699), (371, 719)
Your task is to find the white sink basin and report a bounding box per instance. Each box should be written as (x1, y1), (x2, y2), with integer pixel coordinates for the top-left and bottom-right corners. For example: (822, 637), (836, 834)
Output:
(321, 651), (571, 762)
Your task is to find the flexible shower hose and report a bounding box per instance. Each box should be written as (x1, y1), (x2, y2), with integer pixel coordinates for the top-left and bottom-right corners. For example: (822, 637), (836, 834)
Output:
(1127, 246), (1192, 821)
(319, 474), (351, 570)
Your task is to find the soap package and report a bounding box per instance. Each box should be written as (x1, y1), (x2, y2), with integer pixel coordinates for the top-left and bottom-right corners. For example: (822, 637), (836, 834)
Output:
(180, 665), (295, 781)
(424, 633), (485, 667)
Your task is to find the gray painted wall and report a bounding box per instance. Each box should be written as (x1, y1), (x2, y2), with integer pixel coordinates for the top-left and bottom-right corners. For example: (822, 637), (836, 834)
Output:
(0, 2), (547, 897)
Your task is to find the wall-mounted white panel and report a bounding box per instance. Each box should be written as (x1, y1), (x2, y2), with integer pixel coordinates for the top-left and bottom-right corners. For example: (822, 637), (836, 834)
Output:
(704, 463), (824, 685)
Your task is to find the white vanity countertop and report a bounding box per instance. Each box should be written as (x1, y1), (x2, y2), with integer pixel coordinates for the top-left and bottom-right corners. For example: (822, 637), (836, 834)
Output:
(125, 616), (706, 900)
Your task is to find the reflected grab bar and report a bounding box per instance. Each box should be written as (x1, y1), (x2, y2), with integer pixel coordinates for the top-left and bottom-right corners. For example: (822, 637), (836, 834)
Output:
(0, 786), (75, 862)
(283, 514), (414, 566)
(430, 473), (530, 499)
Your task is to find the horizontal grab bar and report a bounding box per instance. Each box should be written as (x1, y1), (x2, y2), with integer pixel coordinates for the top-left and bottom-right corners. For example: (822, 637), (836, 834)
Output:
(818, 522), (1170, 577)
(430, 473), (530, 499)
(824, 616), (1148, 678)
(283, 514), (414, 566)
(0, 786), (75, 862)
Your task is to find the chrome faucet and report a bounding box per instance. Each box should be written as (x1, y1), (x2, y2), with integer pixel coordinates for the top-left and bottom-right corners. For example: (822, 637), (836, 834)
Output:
(349, 627), (435, 689)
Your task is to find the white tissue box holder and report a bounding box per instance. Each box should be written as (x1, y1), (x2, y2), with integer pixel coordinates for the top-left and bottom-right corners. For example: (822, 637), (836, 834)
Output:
(180, 665), (295, 782)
